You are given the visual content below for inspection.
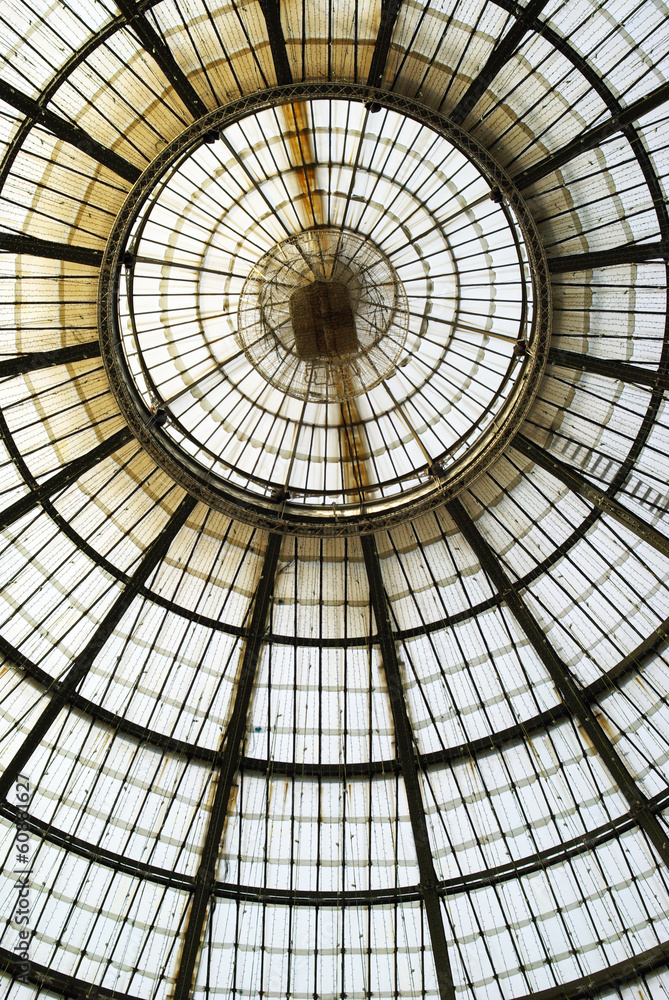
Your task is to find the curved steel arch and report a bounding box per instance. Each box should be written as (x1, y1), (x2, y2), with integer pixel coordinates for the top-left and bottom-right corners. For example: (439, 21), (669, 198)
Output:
(4, 785), (669, 906)
(1, 608), (667, 775)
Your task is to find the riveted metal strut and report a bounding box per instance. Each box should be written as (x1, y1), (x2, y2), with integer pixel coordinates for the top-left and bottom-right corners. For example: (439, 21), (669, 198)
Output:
(449, 497), (669, 870)
(361, 533), (456, 1000)
(172, 532), (283, 1000)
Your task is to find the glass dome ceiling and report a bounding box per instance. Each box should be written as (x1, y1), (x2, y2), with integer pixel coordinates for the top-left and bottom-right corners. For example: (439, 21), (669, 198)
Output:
(101, 89), (548, 530)
(0, 2), (669, 1000)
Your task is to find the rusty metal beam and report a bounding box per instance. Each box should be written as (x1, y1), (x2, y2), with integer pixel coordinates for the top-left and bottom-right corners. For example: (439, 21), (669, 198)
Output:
(361, 533), (456, 1000)
(3, 937), (669, 1000)
(172, 531), (283, 1000)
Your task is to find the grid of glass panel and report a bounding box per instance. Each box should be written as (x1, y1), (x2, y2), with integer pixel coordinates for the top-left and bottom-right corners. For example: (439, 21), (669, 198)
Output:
(1, 2), (669, 999)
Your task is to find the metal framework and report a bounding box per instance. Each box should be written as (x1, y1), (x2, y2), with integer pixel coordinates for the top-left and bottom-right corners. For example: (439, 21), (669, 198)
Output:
(0, 79), (141, 183)
(4, 780), (669, 905)
(548, 347), (669, 391)
(449, 497), (669, 870)
(513, 434), (669, 559)
(513, 81), (669, 190)
(0, 493), (196, 803)
(361, 534), (455, 1000)
(3, 606), (667, 776)
(0, 426), (133, 532)
(97, 81), (551, 537)
(1, 1), (669, 997)
(1, 941), (668, 1000)
(449, 0), (548, 126)
(172, 532), (283, 1000)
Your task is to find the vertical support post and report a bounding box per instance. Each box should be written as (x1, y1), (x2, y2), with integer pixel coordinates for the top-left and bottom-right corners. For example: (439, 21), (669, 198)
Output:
(366, 0), (402, 91)
(258, 0), (293, 86)
(361, 534), (455, 1000)
(172, 532), (283, 1000)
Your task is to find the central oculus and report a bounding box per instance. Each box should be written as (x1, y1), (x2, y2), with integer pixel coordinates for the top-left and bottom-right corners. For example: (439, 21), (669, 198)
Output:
(290, 280), (358, 360)
(236, 227), (409, 403)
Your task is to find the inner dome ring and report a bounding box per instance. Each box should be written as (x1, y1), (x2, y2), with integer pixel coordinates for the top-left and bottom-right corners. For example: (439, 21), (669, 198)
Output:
(99, 83), (551, 536)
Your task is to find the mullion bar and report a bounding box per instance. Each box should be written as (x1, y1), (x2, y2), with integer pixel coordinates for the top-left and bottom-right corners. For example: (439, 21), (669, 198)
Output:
(548, 346), (669, 390)
(449, 0), (548, 126)
(172, 531), (283, 1000)
(0, 341), (102, 378)
(513, 81), (669, 190)
(0, 426), (133, 531)
(116, 0), (208, 118)
(448, 496), (669, 870)
(0, 492), (196, 802)
(513, 433), (669, 559)
(360, 533), (455, 1000)
(0, 79), (141, 184)
(0, 233), (103, 266)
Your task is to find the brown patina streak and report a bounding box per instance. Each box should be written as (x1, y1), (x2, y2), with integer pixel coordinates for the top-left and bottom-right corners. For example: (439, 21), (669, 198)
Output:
(282, 102), (323, 226)
(339, 384), (371, 503)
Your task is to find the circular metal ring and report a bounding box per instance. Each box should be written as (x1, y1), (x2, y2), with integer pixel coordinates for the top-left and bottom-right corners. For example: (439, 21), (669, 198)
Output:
(99, 83), (551, 536)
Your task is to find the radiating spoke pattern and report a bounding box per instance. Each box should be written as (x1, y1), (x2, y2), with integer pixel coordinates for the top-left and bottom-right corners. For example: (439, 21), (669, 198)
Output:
(108, 97), (542, 524)
(1, 2), (669, 1000)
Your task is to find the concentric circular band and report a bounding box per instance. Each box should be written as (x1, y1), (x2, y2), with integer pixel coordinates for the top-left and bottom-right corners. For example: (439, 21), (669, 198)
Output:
(99, 83), (551, 535)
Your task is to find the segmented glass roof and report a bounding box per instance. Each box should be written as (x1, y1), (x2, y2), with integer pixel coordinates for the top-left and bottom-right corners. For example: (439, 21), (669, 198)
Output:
(1, 2), (669, 1000)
